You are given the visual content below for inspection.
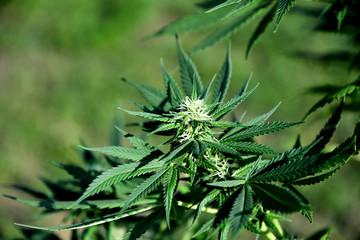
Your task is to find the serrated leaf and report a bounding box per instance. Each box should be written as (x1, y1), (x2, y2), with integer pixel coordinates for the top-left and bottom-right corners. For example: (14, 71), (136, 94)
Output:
(246, 3), (277, 58)
(212, 43), (232, 106)
(162, 141), (193, 164)
(3, 195), (156, 210)
(222, 141), (277, 154)
(176, 37), (203, 96)
(303, 78), (360, 119)
(207, 0), (255, 13)
(122, 78), (167, 107)
(243, 102), (281, 126)
(219, 218), (230, 240)
(163, 166), (178, 228)
(192, 218), (215, 238)
(15, 205), (155, 231)
(192, 189), (220, 225)
(123, 208), (163, 240)
(274, 0), (296, 32)
(149, 123), (178, 136)
(251, 155), (317, 183)
(251, 183), (303, 213)
(120, 108), (174, 123)
(119, 169), (168, 215)
(151, 5), (237, 37)
(207, 180), (245, 187)
(291, 166), (342, 186)
(212, 83), (259, 120)
(200, 74), (216, 101)
(204, 139), (240, 156)
(306, 100), (344, 156)
(81, 146), (152, 161)
(161, 60), (184, 108)
(229, 184), (253, 235)
(189, 2), (270, 55)
(223, 121), (301, 141)
(69, 161), (165, 208)
(115, 127), (155, 151)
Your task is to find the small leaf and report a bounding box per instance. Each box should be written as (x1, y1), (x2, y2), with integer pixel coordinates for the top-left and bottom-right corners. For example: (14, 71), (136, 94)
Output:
(212, 43), (232, 106)
(123, 208), (163, 240)
(229, 185), (253, 235)
(190, 2), (270, 55)
(306, 100), (344, 156)
(161, 60), (184, 108)
(176, 36), (203, 97)
(122, 78), (167, 107)
(120, 108), (174, 123)
(223, 121), (301, 141)
(246, 3), (277, 58)
(15, 205), (155, 231)
(212, 83), (259, 120)
(81, 146), (152, 161)
(274, 0), (296, 32)
(119, 169), (168, 215)
(251, 183), (304, 213)
(69, 161), (165, 208)
(192, 218), (215, 238)
(207, 180), (245, 187)
(163, 166), (178, 228)
(291, 166), (342, 186)
(222, 141), (277, 154)
(242, 102), (280, 126)
(204, 139), (240, 156)
(192, 189), (220, 225)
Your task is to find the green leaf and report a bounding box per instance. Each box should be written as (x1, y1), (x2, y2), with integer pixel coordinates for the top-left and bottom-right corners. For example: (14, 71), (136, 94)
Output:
(252, 156), (317, 183)
(251, 183), (303, 213)
(212, 43), (232, 106)
(223, 121), (301, 141)
(290, 166), (342, 186)
(219, 218), (230, 240)
(151, 5), (237, 37)
(204, 139), (240, 156)
(222, 141), (277, 154)
(274, 0), (296, 32)
(81, 146), (152, 161)
(115, 127), (155, 151)
(306, 100), (344, 156)
(3, 195), (156, 210)
(119, 169), (168, 215)
(192, 218), (215, 238)
(69, 161), (165, 208)
(123, 208), (163, 240)
(148, 123), (178, 135)
(192, 189), (220, 225)
(162, 141), (193, 164)
(176, 36), (203, 96)
(206, 0), (245, 12)
(161, 60), (184, 108)
(207, 180), (245, 187)
(212, 83), (259, 120)
(246, 3), (277, 58)
(242, 102), (280, 126)
(189, 2), (270, 55)
(229, 184), (253, 235)
(15, 205), (155, 231)
(120, 108), (174, 122)
(122, 78), (167, 107)
(303, 78), (360, 119)
(163, 166), (178, 228)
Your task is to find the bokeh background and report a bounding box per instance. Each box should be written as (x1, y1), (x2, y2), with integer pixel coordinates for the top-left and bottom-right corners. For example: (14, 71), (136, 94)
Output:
(0, 0), (359, 239)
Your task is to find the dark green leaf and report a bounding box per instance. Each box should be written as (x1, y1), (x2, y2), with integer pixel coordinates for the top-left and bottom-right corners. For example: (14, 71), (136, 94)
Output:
(163, 166), (178, 227)
(246, 3), (277, 59)
(192, 189), (220, 225)
(176, 36), (203, 96)
(119, 169), (168, 215)
(251, 183), (304, 213)
(274, 0), (296, 32)
(81, 146), (152, 161)
(122, 78), (167, 107)
(229, 184), (253, 235)
(212, 43), (232, 106)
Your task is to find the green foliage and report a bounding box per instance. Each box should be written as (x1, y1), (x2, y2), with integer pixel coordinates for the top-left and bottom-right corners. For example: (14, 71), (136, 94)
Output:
(7, 39), (359, 239)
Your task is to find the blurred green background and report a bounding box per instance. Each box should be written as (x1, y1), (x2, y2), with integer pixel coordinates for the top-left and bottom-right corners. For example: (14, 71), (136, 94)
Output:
(0, 0), (359, 239)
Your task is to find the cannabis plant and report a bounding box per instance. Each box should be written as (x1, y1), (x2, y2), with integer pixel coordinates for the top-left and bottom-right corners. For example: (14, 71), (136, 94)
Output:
(8, 39), (359, 239)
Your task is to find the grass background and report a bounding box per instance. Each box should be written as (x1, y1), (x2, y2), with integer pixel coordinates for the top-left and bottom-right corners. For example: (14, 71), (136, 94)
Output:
(0, 0), (359, 239)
